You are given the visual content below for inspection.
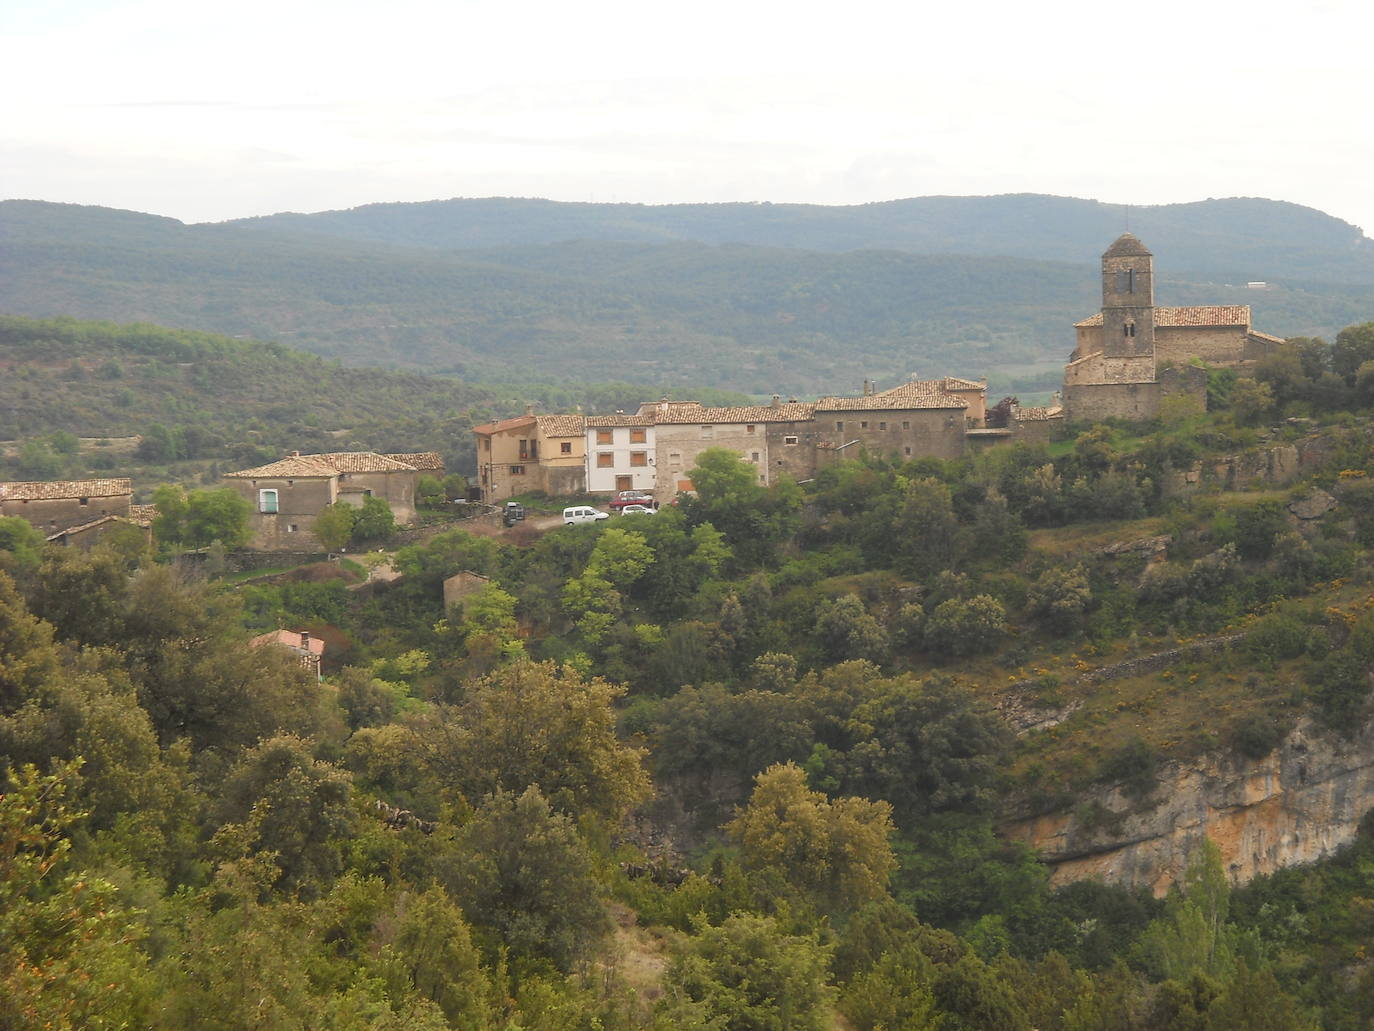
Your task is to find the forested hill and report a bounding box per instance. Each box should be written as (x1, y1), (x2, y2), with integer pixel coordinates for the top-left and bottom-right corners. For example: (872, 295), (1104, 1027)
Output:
(3, 196), (1373, 394)
(226, 194), (1374, 284)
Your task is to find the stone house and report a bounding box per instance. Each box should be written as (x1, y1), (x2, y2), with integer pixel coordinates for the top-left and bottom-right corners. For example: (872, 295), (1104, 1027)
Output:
(0, 478), (134, 534)
(472, 412), (588, 502)
(639, 400), (817, 496)
(813, 377), (987, 464)
(1063, 234), (1285, 422)
(249, 628), (324, 679)
(443, 569), (494, 610)
(222, 452), (423, 550)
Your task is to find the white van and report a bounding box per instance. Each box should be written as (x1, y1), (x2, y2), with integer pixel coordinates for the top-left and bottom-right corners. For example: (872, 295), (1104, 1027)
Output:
(563, 506), (609, 525)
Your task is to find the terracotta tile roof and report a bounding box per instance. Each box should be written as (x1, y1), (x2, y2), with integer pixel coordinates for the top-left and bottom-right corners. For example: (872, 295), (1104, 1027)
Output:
(386, 452), (445, 471)
(471, 415), (537, 436)
(45, 515), (125, 540)
(1248, 330), (1287, 345)
(942, 376), (987, 391)
(0, 478), (132, 501)
(1075, 305), (1251, 328)
(249, 629), (325, 656)
(586, 412), (658, 427)
(224, 452), (416, 479)
(535, 414), (586, 437)
(817, 379), (968, 411)
(691, 402), (815, 423)
(127, 505), (158, 526)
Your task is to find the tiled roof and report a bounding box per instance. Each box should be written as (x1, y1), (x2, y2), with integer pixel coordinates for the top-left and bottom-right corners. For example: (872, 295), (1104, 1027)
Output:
(590, 402), (815, 426)
(46, 515), (125, 540)
(0, 478), (132, 501)
(817, 379), (968, 411)
(471, 415), (537, 436)
(942, 376), (987, 391)
(249, 629), (325, 656)
(386, 452), (445, 471)
(1016, 405), (1064, 422)
(127, 505), (158, 526)
(224, 452), (416, 478)
(1248, 330), (1287, 345)
(586, 412), (658, 427)
(536, 414), (586, 437)
(1075, 306), (1251, 328)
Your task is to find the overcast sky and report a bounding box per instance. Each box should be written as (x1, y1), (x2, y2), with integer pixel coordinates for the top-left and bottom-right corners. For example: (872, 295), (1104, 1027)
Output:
(4, 0), (1372, 234)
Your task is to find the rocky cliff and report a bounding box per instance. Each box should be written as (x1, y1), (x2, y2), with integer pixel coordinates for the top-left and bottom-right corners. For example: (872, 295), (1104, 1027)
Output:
(1007, 716), (1374, 895)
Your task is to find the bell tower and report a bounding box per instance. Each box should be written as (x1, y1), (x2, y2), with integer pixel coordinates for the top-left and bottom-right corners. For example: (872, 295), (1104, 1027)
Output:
(1100, 233), (1155, 359)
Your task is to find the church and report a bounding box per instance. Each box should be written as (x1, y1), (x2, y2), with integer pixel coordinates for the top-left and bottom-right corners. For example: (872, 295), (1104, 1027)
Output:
(1062, 234), (1286, 422)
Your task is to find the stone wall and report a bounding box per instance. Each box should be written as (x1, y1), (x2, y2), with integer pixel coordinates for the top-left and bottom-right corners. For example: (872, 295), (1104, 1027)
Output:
(814, 407), (966, 462)
(1155, 325), (1250, 367)
(2, 493), (132, 533)
(1063, 380), (1161, 422)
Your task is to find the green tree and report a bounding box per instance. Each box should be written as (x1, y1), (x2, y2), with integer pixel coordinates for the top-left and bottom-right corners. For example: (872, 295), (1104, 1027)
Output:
(727, 761), (896, 917)
(1027, 565), (1092, 634)
(351, 495), (396, 543)
(408, 659), (651, 821)
(314, 502), (357, 555)
(152, 485), (251, 550)
(438, 786), (610, 971)
(924, 594), (1006, 657)
(16, 439), (62, 479)
(659, 912), (835, 1031)
(0, 516), (45, 572)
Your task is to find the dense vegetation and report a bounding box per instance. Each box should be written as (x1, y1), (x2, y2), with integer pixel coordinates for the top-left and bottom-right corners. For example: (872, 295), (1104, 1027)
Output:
(0, 315), (749, 490)
(4, 197), (1372, 393)
(8, 325), (1374, 1028)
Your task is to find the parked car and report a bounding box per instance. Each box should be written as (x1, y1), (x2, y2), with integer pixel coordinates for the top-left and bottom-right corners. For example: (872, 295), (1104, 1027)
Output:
(609, 490), (655, 511)
(619, 504), (656, 515)
(563, 506), (609, 525)
(502, 501), (526, 527)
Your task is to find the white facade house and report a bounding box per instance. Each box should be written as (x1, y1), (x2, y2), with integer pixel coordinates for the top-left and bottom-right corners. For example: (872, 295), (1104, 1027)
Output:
(585, 416), (658, 494)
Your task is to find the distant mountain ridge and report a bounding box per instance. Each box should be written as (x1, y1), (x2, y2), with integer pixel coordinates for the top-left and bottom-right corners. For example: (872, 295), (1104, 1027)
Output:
(2, 195), (1372, 394)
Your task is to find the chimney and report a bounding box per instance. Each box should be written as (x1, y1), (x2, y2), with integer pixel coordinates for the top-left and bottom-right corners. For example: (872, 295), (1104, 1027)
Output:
(299, 631), (311, 647)
(525, 403), (535, 416)
(289, 450), (301, 457)
(771, 394), (780, 408)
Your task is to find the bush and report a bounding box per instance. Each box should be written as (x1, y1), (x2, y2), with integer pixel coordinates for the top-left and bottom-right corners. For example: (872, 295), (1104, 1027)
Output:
(1227, 713), (1284, 760)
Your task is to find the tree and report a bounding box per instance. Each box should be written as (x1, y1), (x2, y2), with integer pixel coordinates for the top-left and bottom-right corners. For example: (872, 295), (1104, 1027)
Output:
(351, 495), (396, 543)
(892, 477), (961, 580)
(659, 912), (834, 1031)
(0, 516), (45, 572)
(683, 448), (801, 569)
(438, 786), (610, 971)
(16, 439), (62, 479)
(727, 761), (896, 916)
(924, 594), (1006, 657)
(314, 502), (357, 555)
(1027, 565), (1092, 634)
(152, 484), (251, 550)
(407, 659), (651, 822)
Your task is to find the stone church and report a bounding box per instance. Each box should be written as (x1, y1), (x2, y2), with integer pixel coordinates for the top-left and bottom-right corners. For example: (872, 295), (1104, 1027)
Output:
(1062, 234), (1286, 422)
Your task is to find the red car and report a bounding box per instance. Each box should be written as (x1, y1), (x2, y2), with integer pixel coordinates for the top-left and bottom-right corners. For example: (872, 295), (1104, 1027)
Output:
(609, 490), (656, 511)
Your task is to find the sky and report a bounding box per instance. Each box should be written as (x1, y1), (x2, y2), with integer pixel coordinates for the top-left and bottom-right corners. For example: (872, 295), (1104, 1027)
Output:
(4, 0), (1373, 234)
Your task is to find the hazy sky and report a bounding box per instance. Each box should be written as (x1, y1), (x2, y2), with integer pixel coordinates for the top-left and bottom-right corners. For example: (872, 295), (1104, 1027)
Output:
(5, 0), (1372, 233)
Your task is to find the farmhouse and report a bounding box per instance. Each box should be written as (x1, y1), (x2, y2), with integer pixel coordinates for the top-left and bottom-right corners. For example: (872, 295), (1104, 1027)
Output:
(222, 451), (425, 550)
(0, 477), (134, 534)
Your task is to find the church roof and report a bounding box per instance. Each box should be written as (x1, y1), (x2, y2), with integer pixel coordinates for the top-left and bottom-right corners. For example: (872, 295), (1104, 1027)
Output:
(1103, 233), (1152, 257)
(1075, 305), (1251, 329)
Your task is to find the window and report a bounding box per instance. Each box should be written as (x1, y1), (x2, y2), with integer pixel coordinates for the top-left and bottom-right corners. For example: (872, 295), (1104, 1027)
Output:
(835, 421), (844, 431)
(746, 424), (756, 433)
(597, 453), (614, 468)
(1124, 321), (1136, 338)
(669, 452), (682, 465)
(630, 428), (647, 444)
(288, 524), (299, 533)
(784, 435), (798, 445)
(258, 488), (278, 514)
(596, 429), (613, 445)
(482, 438), (490, 451)
(509, 465), (525, 476)
(630, 451), (648, 467)
(701, 425), (714, 439)
(905, 447), (913, 456)
(79, 497), (89, 506)
(860, 421), (869, 429)
(561, 441), (572, 454)
(878, 422), (887, 431)
(750, 452), (760, 463)
(902, 421), (911, 430)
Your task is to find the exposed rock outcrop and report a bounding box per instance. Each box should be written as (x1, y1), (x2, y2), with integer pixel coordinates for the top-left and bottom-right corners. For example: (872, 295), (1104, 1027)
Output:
(1006, 716), (1374, 895)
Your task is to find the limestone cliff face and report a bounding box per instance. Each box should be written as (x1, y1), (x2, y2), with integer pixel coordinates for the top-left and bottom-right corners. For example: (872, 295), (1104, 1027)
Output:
(1006, 717), (1374, 895)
